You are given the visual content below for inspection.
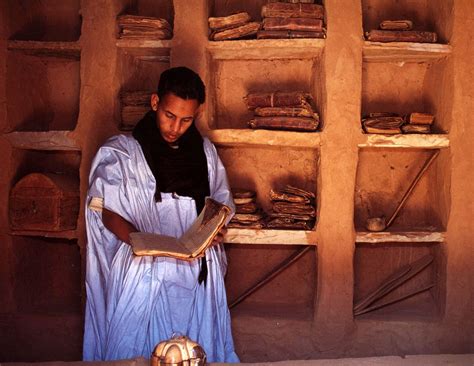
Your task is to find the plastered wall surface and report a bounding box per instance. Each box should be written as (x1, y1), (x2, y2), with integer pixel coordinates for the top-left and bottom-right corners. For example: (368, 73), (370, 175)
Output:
(0, 0), (473, 363)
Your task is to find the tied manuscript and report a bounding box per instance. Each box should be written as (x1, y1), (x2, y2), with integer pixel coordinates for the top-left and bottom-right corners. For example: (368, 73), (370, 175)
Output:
(130, 198), (231, 260)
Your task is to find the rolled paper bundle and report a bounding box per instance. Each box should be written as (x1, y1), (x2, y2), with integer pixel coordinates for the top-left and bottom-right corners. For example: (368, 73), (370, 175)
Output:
(208, 12), (251, 31)
(228, 220), (265, 229)
(272, 202), (315, 216)
(233, 197), (255, 205)
(362, 116), (404, 134)
(249, 116), (318, 132)
(262, 17), (324, 32)
(405, 112), (435, 125)
(232, 188), (256, 199)
(379, 20), (413, 31)
(365, 30), (438, 43)
(269, 212), (315, 221)
(266, 218), (314, 230)
(254, 106), (317, 119)
(209, 22), (260, 41)
(235, 202), (258, 214)
(232, 212), (264, 222)
(257, 29), (325, 39)
(262, 2), (324, 19)
(245, 91), (313, 109)
(270, 189), (310, 203)
(401, 124), (431, 134)
(117, 15), (172, 39)
(282, 184), (315, 200)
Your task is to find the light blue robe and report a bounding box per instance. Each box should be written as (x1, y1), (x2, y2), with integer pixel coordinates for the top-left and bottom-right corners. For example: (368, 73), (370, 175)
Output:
(83, 134), (239, 362)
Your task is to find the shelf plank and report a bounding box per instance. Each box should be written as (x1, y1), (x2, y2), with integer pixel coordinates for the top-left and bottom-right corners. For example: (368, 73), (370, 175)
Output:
(3, 131), (81, 151)
(363, 41), (452, 63)
(356, 231), (445, 243)
(205, 129), (320, 148)
(359, 134), (449, 149)
(225, 228), (316, 245)
(7, 40), (81, 59)
(207, 38), (324, 60)
(116, 38), (172, 49)
(11, 229), (78, 240)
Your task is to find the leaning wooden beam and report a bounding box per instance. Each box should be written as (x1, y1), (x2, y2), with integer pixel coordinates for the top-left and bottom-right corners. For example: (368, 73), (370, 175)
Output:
(229, 246), (312, 309)
(354, 283), (434, 316)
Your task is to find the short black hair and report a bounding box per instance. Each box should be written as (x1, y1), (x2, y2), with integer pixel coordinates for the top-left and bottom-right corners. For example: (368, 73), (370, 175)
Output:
(157, 66), (206, 105)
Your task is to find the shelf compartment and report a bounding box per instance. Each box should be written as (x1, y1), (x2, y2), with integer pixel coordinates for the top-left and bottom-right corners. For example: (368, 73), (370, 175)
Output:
(12, 236), (82, 315)
(225, 228), (316, 246)
(207, 39), (324, 60)
(362, 59), (451, 134)
(359, 133), (449, 149)
(6, 0), (82, 42)
(363, 41), (452, 63)
(362, 0), (453, 44)
(5, 49), (80, 132)
(206, 128), (320, 148)
(7, 40), (81, 60)
(217, 144), (319, 216)
(208, 56), (323, 130)
(226, 244), (316, 318)
(354, 148), (450, 233)
(3, 131), (80, 151)
(356, 231), (445, 244)
(354, 242), (445, 321)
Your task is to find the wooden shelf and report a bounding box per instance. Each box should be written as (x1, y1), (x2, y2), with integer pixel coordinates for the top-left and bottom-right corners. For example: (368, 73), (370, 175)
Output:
(205, 128), (320, 148)
(207, 38), (324, 60)
(356, 231), (445, 244)
(116, 38), (172, 49)
(7, 40), (81, 60)
(225, 228), (316, 245)
(3, 131), (81, 151)
(11, 229), (78, 240)
(363, 41), (452, 63)
(359, 133), (449, 149)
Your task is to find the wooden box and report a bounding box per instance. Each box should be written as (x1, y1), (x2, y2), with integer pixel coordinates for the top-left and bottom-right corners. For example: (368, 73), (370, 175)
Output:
(9, 173), (80, 232)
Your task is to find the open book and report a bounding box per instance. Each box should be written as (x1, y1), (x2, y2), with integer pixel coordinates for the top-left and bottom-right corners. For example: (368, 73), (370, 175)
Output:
(129, 198), (232, 260)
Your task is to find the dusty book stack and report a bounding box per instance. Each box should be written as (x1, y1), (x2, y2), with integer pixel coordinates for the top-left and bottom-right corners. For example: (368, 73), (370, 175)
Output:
(267, 185), (316, 230)
(208, 12), (261, 41)
(365, 19), (437, 43)
(362, 112), (435, 134)
(258, 1), (325, 39)
(120, 91), (151, 130)
(117, 15), (172, 39)
(228, 189), (266, 229)
(246, 91), (320, 132)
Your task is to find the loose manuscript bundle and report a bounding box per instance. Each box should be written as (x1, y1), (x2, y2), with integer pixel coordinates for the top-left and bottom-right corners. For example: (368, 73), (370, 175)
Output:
(208, 12), (261, 41)
(267, 185), (316, 230)
(228, 189), (266, 229)
(258, 1), (325, 39)
(365, 19), (437, 43)
(120, 90), (151, 131)
(362, 112), (435, 134)
(117, 15), (172, 40)
(246, 91), (320, 132)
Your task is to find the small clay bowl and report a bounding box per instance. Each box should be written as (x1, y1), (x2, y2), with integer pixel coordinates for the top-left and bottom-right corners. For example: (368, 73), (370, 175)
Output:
(366, 217), (386, 232)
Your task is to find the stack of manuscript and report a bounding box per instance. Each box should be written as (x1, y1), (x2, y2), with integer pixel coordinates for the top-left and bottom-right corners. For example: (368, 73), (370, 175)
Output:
(362, 113), (404, 134)
(208, 12), (261, 41)
(362, 112), (435, 134)
(246, 91), (320, 132)
(401, 113), (434, 134)
(120, 90), (150, 130)
(267, 185), (316, 230)
(117, 15), (172, 40)
(258, 1), (325, 39)
(365, 19), (437, 43)
(228, 189), (265, 229)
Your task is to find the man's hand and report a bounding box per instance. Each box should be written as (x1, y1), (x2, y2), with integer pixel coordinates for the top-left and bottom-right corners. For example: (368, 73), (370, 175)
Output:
(211, 226), (228, 247)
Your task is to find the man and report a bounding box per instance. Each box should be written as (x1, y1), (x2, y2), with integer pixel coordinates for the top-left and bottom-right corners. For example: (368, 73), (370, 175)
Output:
(83, 67), (239, 362)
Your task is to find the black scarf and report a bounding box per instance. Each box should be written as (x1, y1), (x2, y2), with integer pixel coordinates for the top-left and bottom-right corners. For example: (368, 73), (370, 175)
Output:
(133, 110), (210, 283)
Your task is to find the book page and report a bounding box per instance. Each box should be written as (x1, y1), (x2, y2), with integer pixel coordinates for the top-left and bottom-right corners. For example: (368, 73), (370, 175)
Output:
(178, 198), (231, 257)
(130, 232), (190, 258)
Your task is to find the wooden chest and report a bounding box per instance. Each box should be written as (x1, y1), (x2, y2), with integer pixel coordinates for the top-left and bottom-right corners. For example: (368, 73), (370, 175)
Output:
(9, 173), (80, 232)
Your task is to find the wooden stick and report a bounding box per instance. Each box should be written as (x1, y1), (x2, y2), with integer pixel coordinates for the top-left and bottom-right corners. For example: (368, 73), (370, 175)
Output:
(386, 150), (440, 229)
(354, 254), (433, 313)
(229, 246), (312, 309)
(354, 283), (434, 316)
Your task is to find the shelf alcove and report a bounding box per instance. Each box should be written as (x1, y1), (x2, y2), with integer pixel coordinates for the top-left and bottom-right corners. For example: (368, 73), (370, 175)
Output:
(354, 242), (446, 321)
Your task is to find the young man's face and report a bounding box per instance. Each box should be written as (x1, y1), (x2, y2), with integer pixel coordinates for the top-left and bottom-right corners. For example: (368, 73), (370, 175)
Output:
(151, 92), (200, 144)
